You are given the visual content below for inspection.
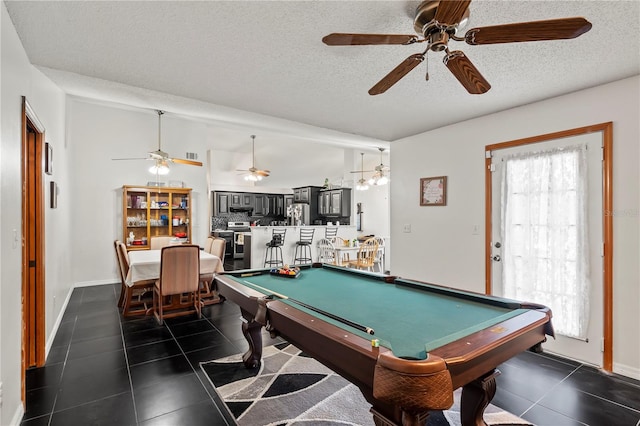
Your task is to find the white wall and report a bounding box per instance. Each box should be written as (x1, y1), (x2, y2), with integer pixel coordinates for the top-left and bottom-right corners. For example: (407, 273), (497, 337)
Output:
(1, 4), (69, 424)
(390, 76), (640, 379)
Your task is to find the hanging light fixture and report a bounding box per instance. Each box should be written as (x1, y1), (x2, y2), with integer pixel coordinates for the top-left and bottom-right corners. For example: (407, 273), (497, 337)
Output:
(149, 159), (170, 175)
(238, 135), (270, 181)
(355, 153), (369, 191)
(368, 148), (389, 186)
(148, 110), (170, 175)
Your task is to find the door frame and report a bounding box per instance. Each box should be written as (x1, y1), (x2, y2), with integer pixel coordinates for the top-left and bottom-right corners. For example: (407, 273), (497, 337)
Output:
(21, 97), (47, 396)
(484, 122), (613, 371)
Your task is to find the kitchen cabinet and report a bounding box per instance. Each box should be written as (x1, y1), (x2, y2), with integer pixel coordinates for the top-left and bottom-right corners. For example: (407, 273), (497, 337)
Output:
(267, 194), (284, 216)
(215, 192), (231, 215)
(318, 188), (351, 217)
(253, 194), (267, 216)
(284, 195), (294, 212)
(123, 185), (192, 250)
(293, 186), (323, 203)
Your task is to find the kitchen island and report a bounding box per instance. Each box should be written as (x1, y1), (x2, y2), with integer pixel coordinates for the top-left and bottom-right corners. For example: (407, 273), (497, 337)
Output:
(247, 225), (357, 268)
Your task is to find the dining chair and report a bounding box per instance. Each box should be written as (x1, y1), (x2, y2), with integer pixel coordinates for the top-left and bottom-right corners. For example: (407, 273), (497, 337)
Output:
(150, 235), (174, 250)
(316, 238), (337, 265)
(347, 238), (379, 271)
(203, 236), (215, 254)
(152, 245), (202, 325)
(201, 237), (226, 306)
(373, 236), (385, 272)
(115, 241), (154, 316)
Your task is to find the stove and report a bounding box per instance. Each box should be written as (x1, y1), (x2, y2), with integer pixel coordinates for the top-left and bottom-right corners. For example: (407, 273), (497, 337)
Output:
(226, 221), (251, 232)
(226, 221), (251, 259)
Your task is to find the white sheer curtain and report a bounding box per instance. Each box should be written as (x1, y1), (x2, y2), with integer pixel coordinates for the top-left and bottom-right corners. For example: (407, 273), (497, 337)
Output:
(500, 144), (590, 339)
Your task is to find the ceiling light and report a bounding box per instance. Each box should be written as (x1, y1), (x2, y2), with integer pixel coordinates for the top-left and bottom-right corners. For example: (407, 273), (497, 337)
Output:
(244, 173), (263, 182)
(355, 153), (369, 191)
(149, 159), (169, 175)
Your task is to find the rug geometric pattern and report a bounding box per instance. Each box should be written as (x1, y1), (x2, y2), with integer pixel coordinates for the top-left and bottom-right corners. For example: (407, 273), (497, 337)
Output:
(201, 343), (533, 426)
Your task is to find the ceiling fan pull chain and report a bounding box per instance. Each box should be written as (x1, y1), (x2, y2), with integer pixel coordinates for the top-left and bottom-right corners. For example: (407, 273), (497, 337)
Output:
(425, 53), (430, 81)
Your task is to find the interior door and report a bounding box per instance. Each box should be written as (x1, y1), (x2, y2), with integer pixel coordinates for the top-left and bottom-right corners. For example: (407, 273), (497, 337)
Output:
(489, 133), (604, 366)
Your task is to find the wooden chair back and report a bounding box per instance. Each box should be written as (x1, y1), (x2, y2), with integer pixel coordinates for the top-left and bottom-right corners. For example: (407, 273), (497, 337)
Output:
(158, 245), (200, 296)
(150, 235), (174, 250)
(351, 238), (379, 270)
(204, 236), (214, 253)
(153, 245), (202, 324)
(209, 237), (227, 260)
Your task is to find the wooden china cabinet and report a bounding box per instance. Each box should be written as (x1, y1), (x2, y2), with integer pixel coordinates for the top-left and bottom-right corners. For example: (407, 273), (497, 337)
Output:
(122, 185), (192, 250)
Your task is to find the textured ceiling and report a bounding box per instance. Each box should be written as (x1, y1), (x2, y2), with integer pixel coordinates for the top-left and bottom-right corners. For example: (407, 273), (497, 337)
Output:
(5, 0), (640, 145)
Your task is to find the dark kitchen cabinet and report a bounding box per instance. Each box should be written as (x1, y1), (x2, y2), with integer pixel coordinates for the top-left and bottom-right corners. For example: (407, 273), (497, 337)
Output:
(215, 192), (231, 215)
(293, 186), (323, 204)
(253, 194), (267, 216)
(318, 188), (351, 217)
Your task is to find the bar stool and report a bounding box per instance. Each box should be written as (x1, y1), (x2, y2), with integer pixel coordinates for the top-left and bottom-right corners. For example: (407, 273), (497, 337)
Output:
(293, 228), (315, 265)
(264, 229), (287, 268)
(325, 227), (338, 240)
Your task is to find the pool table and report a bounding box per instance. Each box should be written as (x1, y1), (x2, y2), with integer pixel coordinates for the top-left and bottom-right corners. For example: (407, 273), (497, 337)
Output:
(214, 264), (553, 426)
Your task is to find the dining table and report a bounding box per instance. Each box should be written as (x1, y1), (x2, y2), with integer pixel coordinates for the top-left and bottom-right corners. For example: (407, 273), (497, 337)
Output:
(125, 249), (224, 286)
(333, 244), (384, 268)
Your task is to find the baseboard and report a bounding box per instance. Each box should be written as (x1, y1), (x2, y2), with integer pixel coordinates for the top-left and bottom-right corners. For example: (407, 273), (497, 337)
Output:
(10, 403), (25, 426)
(74, 278), (118, 288)
(613, 362), (640, 380)
(45, 286), (74, 360)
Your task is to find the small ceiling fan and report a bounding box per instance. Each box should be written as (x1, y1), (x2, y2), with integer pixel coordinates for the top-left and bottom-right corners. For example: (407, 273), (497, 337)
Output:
(112, 110), (203, 174)
(236, 135), (270, 181)
(322, 0), (592, 95)
(350, 148), (390, 186)
(353, 153), (370, 191)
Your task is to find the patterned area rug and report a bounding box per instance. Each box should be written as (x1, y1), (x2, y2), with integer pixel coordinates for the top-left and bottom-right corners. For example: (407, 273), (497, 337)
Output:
(201, 343), (533, 426)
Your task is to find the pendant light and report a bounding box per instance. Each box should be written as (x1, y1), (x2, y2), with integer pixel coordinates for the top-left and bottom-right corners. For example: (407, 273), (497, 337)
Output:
(355, 153), (369, 191)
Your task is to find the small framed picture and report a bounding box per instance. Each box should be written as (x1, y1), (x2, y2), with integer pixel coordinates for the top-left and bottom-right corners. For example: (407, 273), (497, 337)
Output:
(50, 181), (58, 209)
(420, 176), (447, 206)
(45, 142), (53, 175)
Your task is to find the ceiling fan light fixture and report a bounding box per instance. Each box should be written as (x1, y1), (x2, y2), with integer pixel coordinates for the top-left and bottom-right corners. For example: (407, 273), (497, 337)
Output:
(149, 159), (170, 175)
(244, 173), (262, 182)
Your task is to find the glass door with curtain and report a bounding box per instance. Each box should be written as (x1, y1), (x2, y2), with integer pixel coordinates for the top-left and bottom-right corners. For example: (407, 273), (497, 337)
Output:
(490, 132), (603, 366)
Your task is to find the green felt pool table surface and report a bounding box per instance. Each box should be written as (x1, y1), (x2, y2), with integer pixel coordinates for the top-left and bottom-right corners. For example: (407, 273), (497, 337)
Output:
(226, 265), (529, 359)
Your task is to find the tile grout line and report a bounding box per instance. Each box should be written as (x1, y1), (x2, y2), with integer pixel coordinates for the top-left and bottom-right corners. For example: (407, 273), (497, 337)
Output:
(165, 318), (236, 426)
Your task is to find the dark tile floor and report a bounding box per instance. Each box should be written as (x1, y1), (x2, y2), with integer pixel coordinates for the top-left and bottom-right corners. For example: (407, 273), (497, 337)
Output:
(22, 283), (640, 426)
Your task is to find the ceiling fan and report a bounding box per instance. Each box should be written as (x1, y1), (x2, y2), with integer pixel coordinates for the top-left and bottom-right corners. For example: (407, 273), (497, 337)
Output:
(236, 135), (270, 181)
(350, 148), (390, 186)
(112, 110), (203, 174)
(322, 0), (592, 95)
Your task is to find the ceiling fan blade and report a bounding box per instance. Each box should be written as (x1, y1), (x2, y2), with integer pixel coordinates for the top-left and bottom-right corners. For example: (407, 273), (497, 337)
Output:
(444, 51), (491, 94)
(465, 17), (592, 45)
(112, 157), (149, 161)
(255, 170), (270, 176)
(171, 158), (203, 166)
(369, 53), (424, 95)
(434, 0), (472, 25)
(322, 33), (420, 46)
(350, 170), (375, 174)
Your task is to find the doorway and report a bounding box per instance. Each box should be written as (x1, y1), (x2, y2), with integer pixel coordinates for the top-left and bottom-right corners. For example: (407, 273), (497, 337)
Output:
(484, 122), (613, 371)
(21, 97), (47, 400)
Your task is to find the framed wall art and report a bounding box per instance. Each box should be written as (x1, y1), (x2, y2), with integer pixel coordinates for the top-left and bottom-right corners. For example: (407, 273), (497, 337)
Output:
(45, 142), (53, 175)
(420, 176), (447, 206)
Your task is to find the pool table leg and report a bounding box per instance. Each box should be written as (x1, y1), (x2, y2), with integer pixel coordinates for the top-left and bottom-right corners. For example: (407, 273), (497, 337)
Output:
(240, 307), (263, 369)
(460, 369), (500, 426)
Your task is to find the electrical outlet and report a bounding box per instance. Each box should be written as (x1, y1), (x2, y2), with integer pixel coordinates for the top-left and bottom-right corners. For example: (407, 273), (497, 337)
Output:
(403, 224), (411, 233)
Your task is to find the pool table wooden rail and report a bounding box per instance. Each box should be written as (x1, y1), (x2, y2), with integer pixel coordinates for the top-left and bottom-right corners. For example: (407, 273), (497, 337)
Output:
(214, 270), (553, 426)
